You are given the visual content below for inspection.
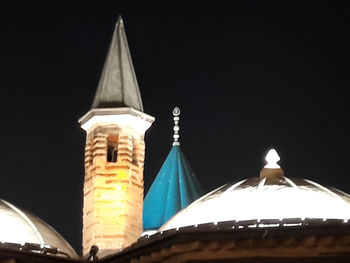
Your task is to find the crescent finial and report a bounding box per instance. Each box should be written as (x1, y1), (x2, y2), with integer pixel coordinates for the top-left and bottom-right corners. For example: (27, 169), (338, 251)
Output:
(173, 107), (181, 146)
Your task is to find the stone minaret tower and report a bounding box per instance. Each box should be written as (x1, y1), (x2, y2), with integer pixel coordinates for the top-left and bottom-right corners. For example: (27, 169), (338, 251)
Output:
(79, 16), (154, 257)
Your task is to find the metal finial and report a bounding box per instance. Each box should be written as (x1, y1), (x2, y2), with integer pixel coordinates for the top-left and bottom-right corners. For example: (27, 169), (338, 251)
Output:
(260, 148), (284, 179)
(173, 107), (181, 146)
(264, 149), (280, 168)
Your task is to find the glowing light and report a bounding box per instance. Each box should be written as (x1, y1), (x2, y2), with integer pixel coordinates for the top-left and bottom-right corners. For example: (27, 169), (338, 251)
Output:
(259, 223), (280, 228)
(283, 223), (302, 227)
(0, 200), (44, 245)
(0, 200), (77, 258)
(159, 177), (350, 232)
(79, 108), (154, 133)
(141, 230), (157, 237)
(81, 114), (152, 133)
(264, 149), (280, 168)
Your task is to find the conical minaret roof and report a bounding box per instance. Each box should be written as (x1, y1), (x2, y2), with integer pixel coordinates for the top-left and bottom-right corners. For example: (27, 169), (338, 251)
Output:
(143, 107), (204, 230)
(91, 15), (143, 111)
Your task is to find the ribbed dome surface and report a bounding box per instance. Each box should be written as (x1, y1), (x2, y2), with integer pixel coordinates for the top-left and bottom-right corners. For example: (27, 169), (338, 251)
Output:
(160, 176), (350, 231)
(0, 199), (77, 258)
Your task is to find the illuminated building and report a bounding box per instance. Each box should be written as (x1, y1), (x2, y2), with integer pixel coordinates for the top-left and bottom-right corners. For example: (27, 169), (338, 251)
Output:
(78, 16), (154, 257)
(1, 16), (350, 263)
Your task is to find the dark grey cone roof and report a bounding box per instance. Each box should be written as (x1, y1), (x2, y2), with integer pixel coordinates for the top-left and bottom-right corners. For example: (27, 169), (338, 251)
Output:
(91, 16), (143, 111)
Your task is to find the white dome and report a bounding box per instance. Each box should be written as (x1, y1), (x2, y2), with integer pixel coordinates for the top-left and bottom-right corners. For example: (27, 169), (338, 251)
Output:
(160, 176), (350, 231)
(0, 199), (77, 258)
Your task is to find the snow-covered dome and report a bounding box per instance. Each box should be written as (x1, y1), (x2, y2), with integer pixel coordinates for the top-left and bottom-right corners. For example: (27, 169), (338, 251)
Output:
(160, 150), (350, 231)
(0, 199), (77, 258)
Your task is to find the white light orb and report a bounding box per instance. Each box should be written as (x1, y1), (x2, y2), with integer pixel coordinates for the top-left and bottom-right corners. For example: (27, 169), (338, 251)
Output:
(264, 149), (281, 169)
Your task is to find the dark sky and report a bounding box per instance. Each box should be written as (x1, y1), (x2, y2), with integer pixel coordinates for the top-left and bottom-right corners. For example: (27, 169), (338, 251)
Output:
(0, 1), (349, 254)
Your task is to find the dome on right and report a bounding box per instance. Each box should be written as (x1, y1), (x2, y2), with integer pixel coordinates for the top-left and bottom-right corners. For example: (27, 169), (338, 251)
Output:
(160, 149), (350, 231)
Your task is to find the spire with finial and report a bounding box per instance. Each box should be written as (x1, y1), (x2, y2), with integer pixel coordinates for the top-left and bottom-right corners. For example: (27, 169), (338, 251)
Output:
(79, 15), (154, 256)
(143, 107), (203, 230)
(91, 15), (143, 111)
(172, 107), (180, 146)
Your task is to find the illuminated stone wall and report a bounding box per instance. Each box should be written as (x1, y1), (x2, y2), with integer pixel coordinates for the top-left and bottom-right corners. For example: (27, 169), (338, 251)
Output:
(82, 124), (145, 255)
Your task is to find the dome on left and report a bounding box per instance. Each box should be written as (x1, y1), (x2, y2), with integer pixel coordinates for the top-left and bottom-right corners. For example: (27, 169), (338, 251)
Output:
(0, 199), (77, 258)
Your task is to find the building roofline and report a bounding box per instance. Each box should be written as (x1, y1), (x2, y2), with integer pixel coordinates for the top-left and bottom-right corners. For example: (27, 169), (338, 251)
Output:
(101, 218), (350, 263)
(78, 107), (154, 126)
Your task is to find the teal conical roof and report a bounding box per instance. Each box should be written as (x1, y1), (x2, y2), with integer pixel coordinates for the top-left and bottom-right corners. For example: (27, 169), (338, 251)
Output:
(143, 145), (203, 230)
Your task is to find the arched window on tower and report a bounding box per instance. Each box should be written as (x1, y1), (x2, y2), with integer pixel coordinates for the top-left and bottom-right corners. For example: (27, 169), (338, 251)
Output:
(107, 135), (118, 163)
(132, 139), (138, 166)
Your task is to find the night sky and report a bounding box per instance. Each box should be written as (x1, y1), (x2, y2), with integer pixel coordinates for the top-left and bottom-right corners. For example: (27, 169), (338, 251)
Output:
(1, 1), (349, 254)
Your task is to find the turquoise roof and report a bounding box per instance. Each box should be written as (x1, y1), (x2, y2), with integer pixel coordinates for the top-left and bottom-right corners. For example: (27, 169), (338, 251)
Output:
(143, 145), (204, 230)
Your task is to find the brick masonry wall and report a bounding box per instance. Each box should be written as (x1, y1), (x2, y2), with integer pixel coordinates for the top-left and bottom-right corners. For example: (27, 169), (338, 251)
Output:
(82, 124), (145, 255)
